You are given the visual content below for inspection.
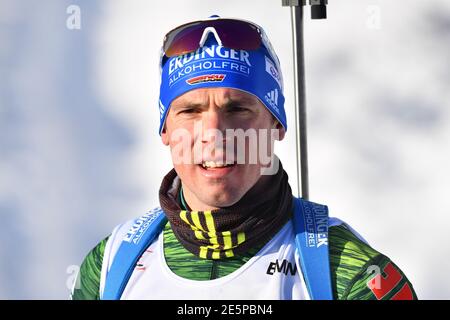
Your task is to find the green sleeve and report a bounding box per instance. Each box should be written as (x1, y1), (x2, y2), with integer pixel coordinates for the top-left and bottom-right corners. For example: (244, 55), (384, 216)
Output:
(71, 236), (109, 300)
(329, 224), (417, 300)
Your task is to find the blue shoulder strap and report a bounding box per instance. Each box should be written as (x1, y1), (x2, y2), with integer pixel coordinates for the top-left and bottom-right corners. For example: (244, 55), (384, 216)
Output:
(292, 197), (333, 300)
(102, 209), (168, 300)
(102, 198), (333, 300)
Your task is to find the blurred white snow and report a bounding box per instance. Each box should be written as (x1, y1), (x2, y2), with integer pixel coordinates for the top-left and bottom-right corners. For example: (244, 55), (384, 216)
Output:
(0, 0), (449, 299)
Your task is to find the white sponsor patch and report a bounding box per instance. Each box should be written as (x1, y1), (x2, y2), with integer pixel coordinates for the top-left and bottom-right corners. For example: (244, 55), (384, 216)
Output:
(265, 56), (282, 90)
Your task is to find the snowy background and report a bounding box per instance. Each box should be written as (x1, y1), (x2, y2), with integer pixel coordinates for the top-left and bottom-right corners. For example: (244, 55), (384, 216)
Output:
(1, 0), (449, 299)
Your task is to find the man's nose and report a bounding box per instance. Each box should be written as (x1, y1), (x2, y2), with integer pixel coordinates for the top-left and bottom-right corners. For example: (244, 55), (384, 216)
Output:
(201, 109), (226, 142)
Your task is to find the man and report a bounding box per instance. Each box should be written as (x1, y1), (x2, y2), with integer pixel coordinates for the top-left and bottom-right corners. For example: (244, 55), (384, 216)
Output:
(71, 16), (416, 300)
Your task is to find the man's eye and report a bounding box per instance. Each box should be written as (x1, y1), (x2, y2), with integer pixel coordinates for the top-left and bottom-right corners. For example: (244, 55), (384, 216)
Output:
(228, 106), (248, 112)
(179, 109), (198, 114)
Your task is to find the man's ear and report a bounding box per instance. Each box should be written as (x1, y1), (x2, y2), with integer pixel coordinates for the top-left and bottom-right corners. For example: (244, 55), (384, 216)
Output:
(272, 120), (286, 141)
(161, 126), (170, 146)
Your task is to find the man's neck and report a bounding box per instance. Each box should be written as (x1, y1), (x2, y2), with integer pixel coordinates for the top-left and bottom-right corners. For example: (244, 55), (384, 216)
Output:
(181, 184), (220, 211)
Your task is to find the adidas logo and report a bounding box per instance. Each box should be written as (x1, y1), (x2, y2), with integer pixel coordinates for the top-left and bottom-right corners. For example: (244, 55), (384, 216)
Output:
(159, 100), (165, 119)
(264, 89), (280, 114)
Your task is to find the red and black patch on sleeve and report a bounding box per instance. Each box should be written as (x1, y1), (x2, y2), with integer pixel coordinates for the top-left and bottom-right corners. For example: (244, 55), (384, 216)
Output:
(367, 262), (415, 300)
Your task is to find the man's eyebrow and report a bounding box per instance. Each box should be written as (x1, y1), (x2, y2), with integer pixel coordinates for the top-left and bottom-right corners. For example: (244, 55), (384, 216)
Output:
(172, 102), (205, 110)
(222, 97), (258, 108)
(172, 96), (258, 110)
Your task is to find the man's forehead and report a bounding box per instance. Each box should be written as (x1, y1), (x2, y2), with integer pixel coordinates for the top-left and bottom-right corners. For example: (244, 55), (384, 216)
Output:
(171, 88), (260, 107)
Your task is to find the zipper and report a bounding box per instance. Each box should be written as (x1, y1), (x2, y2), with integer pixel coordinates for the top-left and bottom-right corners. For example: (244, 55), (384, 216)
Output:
(210, 260), (219, 280)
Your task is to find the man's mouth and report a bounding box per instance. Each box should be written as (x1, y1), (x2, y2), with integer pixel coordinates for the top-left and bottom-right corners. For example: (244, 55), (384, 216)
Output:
(201, 161), (235, 169)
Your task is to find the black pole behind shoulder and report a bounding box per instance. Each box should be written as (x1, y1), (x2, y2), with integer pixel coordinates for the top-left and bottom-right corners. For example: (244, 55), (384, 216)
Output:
(282, 0), (328, 200)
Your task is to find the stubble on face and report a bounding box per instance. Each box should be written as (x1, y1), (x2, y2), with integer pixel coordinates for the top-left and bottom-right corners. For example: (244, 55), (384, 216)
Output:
(161, 88), (284, 211)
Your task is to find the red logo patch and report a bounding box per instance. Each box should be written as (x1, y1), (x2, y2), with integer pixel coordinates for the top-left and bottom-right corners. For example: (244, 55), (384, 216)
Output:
(367, 262), (414, 300)
(186, 74), (226, 85)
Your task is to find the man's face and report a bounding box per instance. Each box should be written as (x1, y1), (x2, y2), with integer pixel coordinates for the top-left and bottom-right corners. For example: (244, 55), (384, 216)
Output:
(161, 88), (285, 211)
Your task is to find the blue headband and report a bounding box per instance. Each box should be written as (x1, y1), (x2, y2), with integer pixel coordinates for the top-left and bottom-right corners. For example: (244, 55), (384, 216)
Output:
(158, 38), (287, 134)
